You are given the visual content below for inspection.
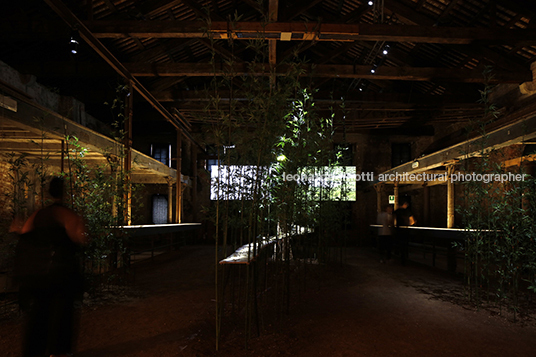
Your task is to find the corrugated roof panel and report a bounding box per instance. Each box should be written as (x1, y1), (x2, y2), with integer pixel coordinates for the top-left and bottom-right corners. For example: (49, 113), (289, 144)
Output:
(451, 0), (488, 25)
(156, 4), (197, 21)
(440, 51), (466, 69)
(396, 42), (418, 55)
(319, 0), (363, 17)
(512, 17), (530, 29)
(340, 1), (362, 16)
(110, 38), (139, 54)
(515, 47), (536, 61)
(422, 2), (445, 17)
(92, 1), (117, 19)
(463, 58), (480, 69)
(496, 5), (520, 20)
(112, 0), (137, 12)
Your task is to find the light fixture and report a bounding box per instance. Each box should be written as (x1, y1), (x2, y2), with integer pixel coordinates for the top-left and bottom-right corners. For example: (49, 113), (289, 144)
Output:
(69, 30), (80, 55)
(370, 64), (378, 74)
(382, 45), (390, 55)
(368, 0), (374, 5)
(277, 154), (287, 162)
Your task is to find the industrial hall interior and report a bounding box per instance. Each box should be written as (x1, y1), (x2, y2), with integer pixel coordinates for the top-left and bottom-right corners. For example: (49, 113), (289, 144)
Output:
(1, 0), (536, 356)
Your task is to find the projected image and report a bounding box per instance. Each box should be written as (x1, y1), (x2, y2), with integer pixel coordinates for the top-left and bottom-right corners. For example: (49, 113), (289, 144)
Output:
(210, 165), (265, 200)
(295, 166), (356, 201)
(211, 165), (356, 201)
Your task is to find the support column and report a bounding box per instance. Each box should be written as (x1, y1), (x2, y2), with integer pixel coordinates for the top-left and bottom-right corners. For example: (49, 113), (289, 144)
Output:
(61, 140), (65, 174)
(192, 147), (198, 222)
(447, 165), (455, 228)
(166, 177), (174, 224)
(176, 129), (182, 223)
(268, 0), (278, 70)
(123, 80), (133, 225)
(374, 183), (383, 214)
(447, 165), (457, 272)
(393, 181), (399, 210)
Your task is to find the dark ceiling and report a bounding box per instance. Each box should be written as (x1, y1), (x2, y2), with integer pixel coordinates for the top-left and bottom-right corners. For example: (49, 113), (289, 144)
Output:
(1, 0), (535, 137)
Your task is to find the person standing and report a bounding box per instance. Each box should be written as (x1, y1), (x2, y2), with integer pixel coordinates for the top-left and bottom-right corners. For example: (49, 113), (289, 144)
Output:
(394, 200), (416, 265)
(377, 205), (394, 263)
(13, 176), (87, 357)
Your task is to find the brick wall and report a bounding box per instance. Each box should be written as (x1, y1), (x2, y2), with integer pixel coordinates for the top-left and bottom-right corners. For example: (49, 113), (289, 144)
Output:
(0, 160), (13, 224)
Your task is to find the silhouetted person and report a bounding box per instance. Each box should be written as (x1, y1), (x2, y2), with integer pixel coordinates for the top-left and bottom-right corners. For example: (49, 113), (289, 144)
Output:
(377, 204), (394, 263)
(394, 201), (415, 265)
(13, 177), (87, 357)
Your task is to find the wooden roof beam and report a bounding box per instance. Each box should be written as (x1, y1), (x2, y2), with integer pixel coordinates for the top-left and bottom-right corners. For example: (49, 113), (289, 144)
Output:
(21, 61), (530, 83)
(124, 63), (531, 83)
(381, 114), (536, 176)
(152, 90), (480, 104)
(269, 0), (278, 67)
(85, 21), (536, 45)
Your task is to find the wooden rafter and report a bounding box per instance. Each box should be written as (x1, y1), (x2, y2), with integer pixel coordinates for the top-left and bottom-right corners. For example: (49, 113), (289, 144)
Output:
(130, 39), (197, 62)
(282, 0), (324, 21)
(151, 90), (481, 104)
(84, 21), (536, 45)
(181, 0), (224, 21)
(42, 0), (202, 148)
(269, 0), (278, 66)
(315, 42), (358, 64)
(18, 61), (531, 83)
(137, 0), (182, 19)
(149, 77), (187, 92)
(341, 5), (373, 23)
(97, 62), (536, 83)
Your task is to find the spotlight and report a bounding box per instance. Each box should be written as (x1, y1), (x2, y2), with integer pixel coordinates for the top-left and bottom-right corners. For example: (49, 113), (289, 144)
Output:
(370, 64), (378, 74)
(70, 37), (79, 54)
(69, 31), (80, 55)
(382, 45), (390, 55)
(368, 1), (374, 6)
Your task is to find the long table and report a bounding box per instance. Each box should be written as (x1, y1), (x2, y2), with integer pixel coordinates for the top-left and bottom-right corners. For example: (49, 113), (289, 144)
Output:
(370, 225), (473, 272)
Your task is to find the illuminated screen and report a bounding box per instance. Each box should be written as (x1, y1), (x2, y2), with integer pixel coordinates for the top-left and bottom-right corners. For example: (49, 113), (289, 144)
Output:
(211, 165), (264, 200)
(294, 166), (356, 201)
(211, 165), (356, 201)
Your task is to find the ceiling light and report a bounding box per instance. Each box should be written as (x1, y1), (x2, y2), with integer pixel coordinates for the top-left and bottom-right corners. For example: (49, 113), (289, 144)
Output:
(368, 1), (374, 6)
(70, 30), (80, 55)
(383, 45), (390, 55)
(70, 38), (79, 54)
